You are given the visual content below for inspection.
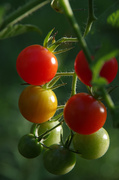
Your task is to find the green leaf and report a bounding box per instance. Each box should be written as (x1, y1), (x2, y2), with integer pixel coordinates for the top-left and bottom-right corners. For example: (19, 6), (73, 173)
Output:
(107, 10), (119, 27)
(0, 5), (9, 25)
(0, 24), (41, 39)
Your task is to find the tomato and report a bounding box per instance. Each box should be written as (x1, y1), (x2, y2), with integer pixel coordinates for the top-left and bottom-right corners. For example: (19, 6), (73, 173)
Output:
(30, 121), (63, 147)
(74, 50), (118, 86)
(73, 128), (110, 159)
(16, 45), (58, 85)
(63, 93), (107, 135)
(18, 85), (57, 123)
(43, 144), (76, 175)
(18, 134), (42, 158)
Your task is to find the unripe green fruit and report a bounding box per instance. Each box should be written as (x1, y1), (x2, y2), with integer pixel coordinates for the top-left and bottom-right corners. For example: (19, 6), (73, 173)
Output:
(73, 128), (110, 159)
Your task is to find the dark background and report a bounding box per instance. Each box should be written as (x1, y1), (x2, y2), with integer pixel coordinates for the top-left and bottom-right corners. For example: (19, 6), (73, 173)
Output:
(0, 0), (119, 180)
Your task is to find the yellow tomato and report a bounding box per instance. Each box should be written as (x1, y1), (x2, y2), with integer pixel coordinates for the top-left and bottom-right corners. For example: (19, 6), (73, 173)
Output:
(18, 85), (58, 123)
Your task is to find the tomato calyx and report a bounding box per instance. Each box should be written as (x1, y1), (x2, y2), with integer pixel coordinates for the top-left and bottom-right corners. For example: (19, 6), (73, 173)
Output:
(87, 85), (118, 101)
(43, 28), (78, 54)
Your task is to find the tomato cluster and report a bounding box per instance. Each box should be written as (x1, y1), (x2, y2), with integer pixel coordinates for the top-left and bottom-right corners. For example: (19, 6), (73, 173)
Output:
(16, 42), (118, 175)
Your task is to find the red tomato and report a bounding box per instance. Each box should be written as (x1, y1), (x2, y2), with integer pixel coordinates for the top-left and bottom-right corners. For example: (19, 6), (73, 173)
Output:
(74, 50), (118, 86)
(16, 45), (58, 85)
(63, 93), (107, 135)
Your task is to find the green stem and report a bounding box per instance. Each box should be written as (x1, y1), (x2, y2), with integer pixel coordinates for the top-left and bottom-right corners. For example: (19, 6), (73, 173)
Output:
(71, 72), (77, 96)
(59, 0), (92, 65)
(38, 119), (64, 141)
(57, 105), (65, 110)
(101, 88), (115, 112)
(56, 72), (74, 76)
(0, 0), (50, 29)
(83, 0), (97, 37)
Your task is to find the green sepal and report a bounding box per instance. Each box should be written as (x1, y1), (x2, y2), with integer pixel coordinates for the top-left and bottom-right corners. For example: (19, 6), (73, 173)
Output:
(53, 47), (74, 55)
(43, 28), (55, 48)
(51, 83), (67, 90)
(51, 112), (63, 121)
(46, 76), (61, 89)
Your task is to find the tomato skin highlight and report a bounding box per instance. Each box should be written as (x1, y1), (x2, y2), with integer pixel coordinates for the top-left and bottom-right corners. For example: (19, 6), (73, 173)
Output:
(73, 128), (110, 159)
(74, 50), (118, 86)
(16, 45), (58, 85)
(18, 85), (58, 123)
(63, 93), (107, 135)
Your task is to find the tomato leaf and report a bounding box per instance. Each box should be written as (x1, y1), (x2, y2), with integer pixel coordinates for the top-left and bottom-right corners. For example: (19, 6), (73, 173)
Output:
(0, 24), (41, 39)
(107, 9), (119, 28)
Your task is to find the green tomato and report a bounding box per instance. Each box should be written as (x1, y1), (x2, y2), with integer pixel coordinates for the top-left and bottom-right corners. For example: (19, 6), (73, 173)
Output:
(18, 134), (42, 158)
(73, 128), (110, 160)
(43, 144), (76, 175)
(31, 121), (63, 147)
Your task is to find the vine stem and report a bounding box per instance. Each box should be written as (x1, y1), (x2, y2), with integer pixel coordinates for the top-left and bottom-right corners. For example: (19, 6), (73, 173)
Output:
(71, 72), (77, 96)
(59, 0), (92, 65)
(56, 72), (74, 76)
(83, 0), (97, 37)
(101, 88), (115, 112)
(0, 0), (50, 29)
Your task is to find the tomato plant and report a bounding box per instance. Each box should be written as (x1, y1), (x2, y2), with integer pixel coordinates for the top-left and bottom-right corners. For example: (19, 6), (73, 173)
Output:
(16, 45), (58, 85)
(31, 121), (63, 147)
(18, 134), (42, 158)
(43, 144), (76, 175)
(74, 50), (118, 86)
(18, 85), (58, 123)
(2, 0), (119, 176)
(63, 93), (107, 135)
(73, 128), (110, 159)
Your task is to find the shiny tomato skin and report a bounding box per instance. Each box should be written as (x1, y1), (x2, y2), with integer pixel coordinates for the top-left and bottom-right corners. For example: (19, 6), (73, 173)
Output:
(16, 45), (58, 85)
(73, 128), (110, 159)
(18, 85), (57, 123)
(63, 93), (107, 135)
(74, 50), (118, 86)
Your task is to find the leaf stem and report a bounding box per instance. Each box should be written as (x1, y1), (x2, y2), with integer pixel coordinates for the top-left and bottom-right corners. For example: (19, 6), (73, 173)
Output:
(59, 0), (92, 65)
(0, 0), (50, 29)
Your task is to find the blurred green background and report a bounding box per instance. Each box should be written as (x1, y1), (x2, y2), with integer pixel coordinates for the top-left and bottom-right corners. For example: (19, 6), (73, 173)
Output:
(0, 0), (119, 180)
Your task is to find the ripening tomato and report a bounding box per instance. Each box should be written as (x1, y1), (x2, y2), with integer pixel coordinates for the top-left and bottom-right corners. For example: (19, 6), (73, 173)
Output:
(16, 45), (58, 85)
(63, 93), (107, 135)
(43, 144), (76, 175)
(18, 85), (57, 123)
(18, 134), (42, 158)
(74, 50), (118, 86)
(73, 128), (110, 159)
